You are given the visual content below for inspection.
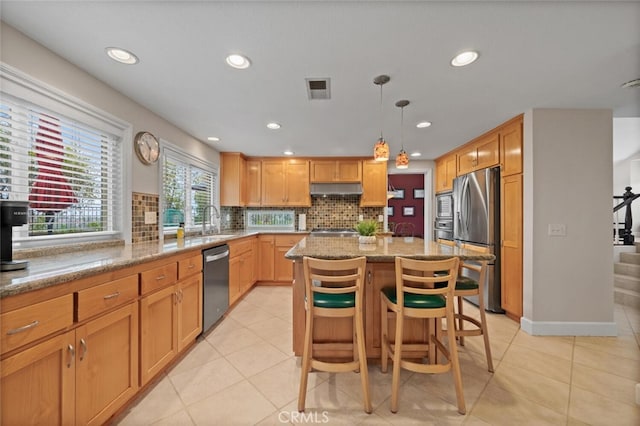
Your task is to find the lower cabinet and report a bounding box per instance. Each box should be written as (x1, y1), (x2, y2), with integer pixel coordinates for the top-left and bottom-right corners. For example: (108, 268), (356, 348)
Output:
(274, 234), (305, 282)
(229, 237), (257, 305)
(1, 302), (139, 426)
(258, 235), (275, 281)
(140, 275), (202, 385)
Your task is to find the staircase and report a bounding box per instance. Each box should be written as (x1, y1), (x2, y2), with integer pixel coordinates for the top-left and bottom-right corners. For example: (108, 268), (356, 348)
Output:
(614, 243), (640, 309)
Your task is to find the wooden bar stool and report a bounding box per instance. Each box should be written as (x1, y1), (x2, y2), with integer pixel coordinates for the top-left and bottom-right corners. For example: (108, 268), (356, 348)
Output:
(298, 256), (372, 414)
(453, 243), (494, 372)
(380, 256), (465, 414)
(437, 239), (494, 372)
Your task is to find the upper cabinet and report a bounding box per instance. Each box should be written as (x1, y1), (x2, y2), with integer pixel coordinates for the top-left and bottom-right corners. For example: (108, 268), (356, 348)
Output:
(310, 160), (362, 183)
(220, 153), (246, 207)
(360, 160), (387, 207)
(245, 159), (262, 206)
(499, 116), (523, 177)
(261, 159), (311, 207)
(435, 153), (457, 193)
(457, 132), (499, 175)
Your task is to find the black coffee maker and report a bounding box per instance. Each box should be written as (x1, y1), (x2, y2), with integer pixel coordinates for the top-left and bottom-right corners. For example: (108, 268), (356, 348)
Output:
(1, 200), (30, 271)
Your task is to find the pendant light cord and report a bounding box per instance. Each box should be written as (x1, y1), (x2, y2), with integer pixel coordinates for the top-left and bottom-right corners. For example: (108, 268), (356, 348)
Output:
(400, 105), (404, 150)
(379, 84), (384, 139)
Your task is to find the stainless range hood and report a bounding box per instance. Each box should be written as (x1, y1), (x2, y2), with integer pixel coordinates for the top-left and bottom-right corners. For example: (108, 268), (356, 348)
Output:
(309, 183), (363, 196)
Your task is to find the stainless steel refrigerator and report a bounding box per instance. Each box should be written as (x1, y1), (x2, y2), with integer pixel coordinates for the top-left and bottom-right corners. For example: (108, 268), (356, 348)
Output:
(453, 166), (503, 313)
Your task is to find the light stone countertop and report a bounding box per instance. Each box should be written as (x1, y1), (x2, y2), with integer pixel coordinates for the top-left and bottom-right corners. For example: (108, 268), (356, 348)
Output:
(285, 236), (496, 262)
(0, 229), (306, 299)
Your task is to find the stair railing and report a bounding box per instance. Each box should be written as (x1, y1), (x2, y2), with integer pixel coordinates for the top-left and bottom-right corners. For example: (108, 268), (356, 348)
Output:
(613, 186), (640, 245)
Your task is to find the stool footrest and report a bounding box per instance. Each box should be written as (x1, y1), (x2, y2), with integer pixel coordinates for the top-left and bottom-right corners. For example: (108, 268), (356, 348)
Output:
(311, 359), (360, 373)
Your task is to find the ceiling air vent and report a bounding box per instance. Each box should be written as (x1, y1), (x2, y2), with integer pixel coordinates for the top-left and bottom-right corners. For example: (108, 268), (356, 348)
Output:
(306, 78), (331, 100)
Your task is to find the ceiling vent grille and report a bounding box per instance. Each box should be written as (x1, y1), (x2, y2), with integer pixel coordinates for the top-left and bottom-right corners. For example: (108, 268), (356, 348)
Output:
(306, 78), (331, 100)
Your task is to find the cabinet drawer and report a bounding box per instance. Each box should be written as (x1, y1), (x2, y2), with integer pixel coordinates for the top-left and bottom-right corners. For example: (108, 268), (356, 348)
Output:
(275, 234), (304, 247)
(140, 262), (178, 294)
(229, 239), (253, 258)
(1, 294), (73, 354)
(179, 254), (203, 279)
(76, 274), (138, 322)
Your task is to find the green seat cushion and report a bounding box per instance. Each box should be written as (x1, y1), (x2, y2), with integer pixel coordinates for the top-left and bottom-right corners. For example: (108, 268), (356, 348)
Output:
(381, 287), (446, 309)
(310, 292), (355, 308)
(434, 275), (479, 290)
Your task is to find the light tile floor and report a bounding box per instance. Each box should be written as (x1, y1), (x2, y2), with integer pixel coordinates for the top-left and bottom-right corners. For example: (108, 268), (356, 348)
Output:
(117, 286), (640, 425)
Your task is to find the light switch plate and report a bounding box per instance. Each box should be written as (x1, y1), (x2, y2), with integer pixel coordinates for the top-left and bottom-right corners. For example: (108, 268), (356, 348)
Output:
(359, 214), (364, 221)
(548, 223), (566, 237)
(378, 214), (384, 222)
(145, 211), (157, 225)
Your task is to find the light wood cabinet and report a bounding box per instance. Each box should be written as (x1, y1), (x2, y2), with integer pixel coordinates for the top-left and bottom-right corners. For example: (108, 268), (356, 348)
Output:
(139, 254), (202, 385)
(220, 152), (247, 207)
(1, 331), (75, 425)
(1, 302), (139, 426)
(261, 159), (311, 206)
(501, 173), (523, 320)
(75, 302), (139, 426)
(310, 160), (362, 183)
(258, 235), (275, 281)
(435, 153), (457, 193)
(458, 132), (499, 175)
(360, 160), (387, 207)
(500, 116), (523, 177)
(228, 237), (257, 304)
(245, 159), (262, 206)
(274, 235), (305, 283)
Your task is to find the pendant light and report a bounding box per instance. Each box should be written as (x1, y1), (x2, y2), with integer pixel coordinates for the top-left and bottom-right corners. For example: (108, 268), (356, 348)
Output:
(373, 75), (390, 161)
(395, 100), (409, 169)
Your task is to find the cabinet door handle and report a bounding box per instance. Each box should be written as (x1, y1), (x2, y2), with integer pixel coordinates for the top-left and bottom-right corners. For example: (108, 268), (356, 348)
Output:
(367, 270), (372, 285)
(188, 264), (195, 269)
(103, 291), (120, 300)
(79, 338), (87, 361)
(6, 320), (39, 335)
(155, 275), (166, 281)
(67, 344), (75, 368)
(174, 291), (179, 305)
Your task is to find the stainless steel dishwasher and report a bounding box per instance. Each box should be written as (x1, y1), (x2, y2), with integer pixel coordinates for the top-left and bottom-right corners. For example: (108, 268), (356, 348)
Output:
(202, 244), (229, 334)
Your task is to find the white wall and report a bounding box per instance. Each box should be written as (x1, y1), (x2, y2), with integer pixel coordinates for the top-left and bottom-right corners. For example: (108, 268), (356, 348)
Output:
(522, 109), (615, 335)
(0, 22), (220, 195)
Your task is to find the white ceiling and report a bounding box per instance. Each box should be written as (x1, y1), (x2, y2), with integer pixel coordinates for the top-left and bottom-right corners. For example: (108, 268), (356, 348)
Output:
(1, 1), (639, 161)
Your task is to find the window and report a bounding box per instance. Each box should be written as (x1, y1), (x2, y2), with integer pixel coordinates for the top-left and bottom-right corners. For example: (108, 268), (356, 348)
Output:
(0, 72), (126, 244)
(161, 145), (217, 232)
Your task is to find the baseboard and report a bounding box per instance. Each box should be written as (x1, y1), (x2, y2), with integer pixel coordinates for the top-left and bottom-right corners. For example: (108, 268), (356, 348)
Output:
(520, 317), (618, 336)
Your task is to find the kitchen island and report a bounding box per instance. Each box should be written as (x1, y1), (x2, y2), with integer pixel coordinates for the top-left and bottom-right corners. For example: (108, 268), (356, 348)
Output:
(285, 236), (494, 359)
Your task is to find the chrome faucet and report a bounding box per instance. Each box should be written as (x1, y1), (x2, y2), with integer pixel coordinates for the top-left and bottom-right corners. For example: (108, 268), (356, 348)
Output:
(202, 205), (221, 235)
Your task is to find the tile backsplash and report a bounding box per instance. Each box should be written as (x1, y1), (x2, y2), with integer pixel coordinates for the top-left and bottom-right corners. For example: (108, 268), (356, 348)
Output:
(132, 192), (159, 243)
(221, 196), (384, 231)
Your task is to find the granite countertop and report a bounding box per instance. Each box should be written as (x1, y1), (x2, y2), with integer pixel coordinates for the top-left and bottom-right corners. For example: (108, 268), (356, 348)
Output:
(285, 236), (496, 262)
(1, 229), (307, 299)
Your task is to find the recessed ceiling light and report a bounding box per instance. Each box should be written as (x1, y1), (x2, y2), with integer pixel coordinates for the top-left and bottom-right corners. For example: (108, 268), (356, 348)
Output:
(207, 136), (220, 142)
(225, 54), (251, 69)
(410, 152), (422, 157)
(105, 47), (138, 65)
(451, 50), (479, 67)
(283, 150), (294, 156)
(266, 122), (281, 130)
(416, 121), (432, 128)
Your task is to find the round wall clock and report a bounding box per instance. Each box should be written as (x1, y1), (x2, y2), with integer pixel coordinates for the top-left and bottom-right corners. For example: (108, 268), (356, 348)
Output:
(134, 131), (160, 165)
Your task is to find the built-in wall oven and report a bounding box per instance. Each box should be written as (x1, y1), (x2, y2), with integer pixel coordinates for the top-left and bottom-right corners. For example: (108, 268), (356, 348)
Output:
(434, 191), (453, 241)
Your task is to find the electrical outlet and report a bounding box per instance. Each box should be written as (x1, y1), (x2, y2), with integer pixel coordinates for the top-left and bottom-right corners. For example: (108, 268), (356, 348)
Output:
(378, 214), (384, 222)
(548, 223), (566, 237)
(144, 211), (157, 225)
(358, 214), (364, 221)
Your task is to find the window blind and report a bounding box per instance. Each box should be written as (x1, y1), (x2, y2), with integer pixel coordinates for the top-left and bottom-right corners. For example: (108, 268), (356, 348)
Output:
(0, 93), (123, 239)
(162, 146), (217, 230)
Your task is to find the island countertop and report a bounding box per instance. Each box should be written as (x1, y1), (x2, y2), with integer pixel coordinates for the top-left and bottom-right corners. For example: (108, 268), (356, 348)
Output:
(285, 236), (495, 261)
